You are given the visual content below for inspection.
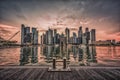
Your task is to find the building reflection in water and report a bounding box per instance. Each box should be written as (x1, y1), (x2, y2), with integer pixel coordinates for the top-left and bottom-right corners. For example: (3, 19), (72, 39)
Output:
(20, 46), (38, 65)
(41, 45), (97, 66)
(19, 46), (97, 66)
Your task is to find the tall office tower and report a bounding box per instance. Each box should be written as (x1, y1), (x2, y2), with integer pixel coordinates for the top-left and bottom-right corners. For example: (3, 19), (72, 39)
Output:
(24, 27), (31, 43)
(35, 31), (38, 44)
(21, 24), (25, 45)
(47, 28), (53, 45)
(25, 33), (32, 43)
(78, 26), (83, 44)
(54, 29), (57, 35)
(65, 28), (70, 44)
(56, 33), (60, 44)
(69, 37), (73, 44)
(60, 33), (67, 58)
(26, 27), (30, 34)
(45, 31), (48, 44)
(42, 33), (46, 44)
(73, 32), (77, 44)
(85, 27), (90, 44)
(41, 35), (43, 45)
(90, 29), (96, 44)
(82, 33), (87, 45)
(32, 28), (38, 45)
(32, 27), (36, 44)
(53, 29), (57, 44)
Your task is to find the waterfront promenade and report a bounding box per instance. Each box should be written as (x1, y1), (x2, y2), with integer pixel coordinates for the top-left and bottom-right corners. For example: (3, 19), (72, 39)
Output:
(0, 66), (120, 80)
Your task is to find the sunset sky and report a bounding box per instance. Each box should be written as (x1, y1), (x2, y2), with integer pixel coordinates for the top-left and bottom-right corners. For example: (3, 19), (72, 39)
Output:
(0, 0), (120, 42)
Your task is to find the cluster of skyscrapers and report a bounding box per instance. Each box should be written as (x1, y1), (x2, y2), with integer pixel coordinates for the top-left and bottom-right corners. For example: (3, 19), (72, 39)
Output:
(20, 25), (97, 65)
(40, 26), (97, 63)
(41, 26), (96, 45)
(21, 24), (38, 45)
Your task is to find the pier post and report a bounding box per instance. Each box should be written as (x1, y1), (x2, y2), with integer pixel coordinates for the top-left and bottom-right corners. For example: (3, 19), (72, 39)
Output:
(53, 57), (56, 69)
(63, 57), (66, 69)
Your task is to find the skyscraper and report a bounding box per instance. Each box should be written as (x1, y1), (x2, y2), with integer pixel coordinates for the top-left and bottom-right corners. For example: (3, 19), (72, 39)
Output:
(90, 29), (96, 44)
(47, 28), (53, 45)
(85, 28), (90, 39)
(32, 28), (38, 45)
(26, 27), (30, 34)
(65, 28), (70, 44)
(85, 27), (90, 44)
(78, 26), (83, 44)
(21, 24), (25, 45)
(41, 35), (43, 45)
(73, 32), (77, 44)
(24, 27), (31, 43)
(53, 29), (57, 44)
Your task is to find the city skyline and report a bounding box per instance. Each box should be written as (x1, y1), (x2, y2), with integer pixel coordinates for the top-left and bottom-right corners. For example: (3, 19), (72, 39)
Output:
(0, 0), (120, 42)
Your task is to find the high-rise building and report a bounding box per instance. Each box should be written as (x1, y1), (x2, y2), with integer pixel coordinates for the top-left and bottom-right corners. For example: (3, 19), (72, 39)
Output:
(45, 31), (48, 44)
(24, 27), (31, 43)
(65, 28), (70, 44)
(85, 27), (90, 44)
(42, 33), (46, 44)
(78, 26), (83, 44)
(56, 33), (60, 44)
(73, 32), (77, 44)
(21, 24), (32, 44)
(35, 31), (38, 44)
(41, 35), (43, 45)
(26, 27), (30, 34)
(47, 28), (53, 45)
(53, 29), (57, 44)
(32, 28), (38, 45)
(59, 33), (67, 58)
(21, 24), (25, 45)
(24, 33), (32, 43)
(82, 33), (87, 45)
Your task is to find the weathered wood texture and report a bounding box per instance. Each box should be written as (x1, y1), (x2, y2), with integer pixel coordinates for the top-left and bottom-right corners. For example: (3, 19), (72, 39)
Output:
(0, 67), (120, 80)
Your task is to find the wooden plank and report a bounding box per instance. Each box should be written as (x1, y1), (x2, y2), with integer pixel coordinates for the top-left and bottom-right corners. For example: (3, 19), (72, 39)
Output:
(0, 67), (120, 80)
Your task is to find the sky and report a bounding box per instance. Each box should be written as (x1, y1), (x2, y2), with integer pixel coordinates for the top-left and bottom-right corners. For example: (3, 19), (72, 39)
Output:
(0, 0), (120, 42)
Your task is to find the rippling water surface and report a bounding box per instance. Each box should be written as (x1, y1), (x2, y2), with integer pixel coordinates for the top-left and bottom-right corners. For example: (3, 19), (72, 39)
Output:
(0, 46), (120, 66)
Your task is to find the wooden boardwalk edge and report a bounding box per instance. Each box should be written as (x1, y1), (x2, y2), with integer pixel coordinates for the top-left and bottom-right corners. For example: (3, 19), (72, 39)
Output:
(0, 67), (120, 80)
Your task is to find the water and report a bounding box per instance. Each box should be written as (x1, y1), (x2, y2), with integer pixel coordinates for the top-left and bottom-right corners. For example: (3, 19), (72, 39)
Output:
(0, 46), (120, 67)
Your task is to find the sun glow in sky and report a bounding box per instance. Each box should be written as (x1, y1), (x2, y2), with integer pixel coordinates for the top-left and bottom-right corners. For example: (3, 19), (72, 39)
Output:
(0, 0), (120, 42)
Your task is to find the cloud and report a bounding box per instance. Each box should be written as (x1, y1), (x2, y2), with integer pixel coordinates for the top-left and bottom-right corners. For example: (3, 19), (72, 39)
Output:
(16, 15), (27, 21)
(0, 23), (19, 41)
(0, 0), (120, 41)
(117, 33), (120, 36)
(0, 28), (11, 33)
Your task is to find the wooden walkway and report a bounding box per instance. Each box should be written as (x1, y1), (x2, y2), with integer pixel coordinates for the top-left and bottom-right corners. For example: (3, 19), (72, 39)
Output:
(0, 67), (120, 80)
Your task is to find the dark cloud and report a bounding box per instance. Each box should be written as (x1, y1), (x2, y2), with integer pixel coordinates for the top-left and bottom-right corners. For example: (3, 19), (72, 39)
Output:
(0, 0), (120, 30)
(16, 15), (27, 21)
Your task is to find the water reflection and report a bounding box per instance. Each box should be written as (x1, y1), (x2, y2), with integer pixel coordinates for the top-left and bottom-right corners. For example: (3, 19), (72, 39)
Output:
(20, 46), (38, 65)
(40, 44), (97, 66)
(0, 46), (120, 66)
